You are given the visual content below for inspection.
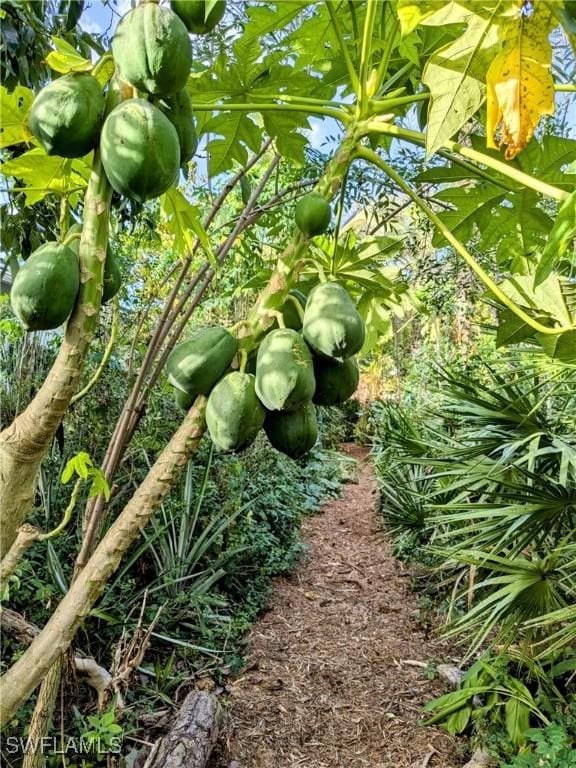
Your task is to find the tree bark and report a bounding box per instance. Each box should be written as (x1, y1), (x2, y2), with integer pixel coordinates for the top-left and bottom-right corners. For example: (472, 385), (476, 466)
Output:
(143, 691), (221, 768)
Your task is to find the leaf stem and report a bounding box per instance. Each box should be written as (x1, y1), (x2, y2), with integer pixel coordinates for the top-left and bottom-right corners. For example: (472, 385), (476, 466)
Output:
(192, 101), (349, 123)
(374, 8), (399, 93)
(358, 0), (378, 115)
(326, 1), (360, 95)
(361, 121), (569, 202)
(355, 146), (575, 336)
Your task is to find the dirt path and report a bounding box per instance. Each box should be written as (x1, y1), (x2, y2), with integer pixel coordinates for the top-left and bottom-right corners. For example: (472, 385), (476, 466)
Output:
(211, 445), (464, 768)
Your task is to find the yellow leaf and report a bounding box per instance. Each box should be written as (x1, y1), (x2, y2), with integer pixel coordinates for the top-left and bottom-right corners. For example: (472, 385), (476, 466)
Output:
(486, 6), (555, 159)
(0, 85), (34, 149)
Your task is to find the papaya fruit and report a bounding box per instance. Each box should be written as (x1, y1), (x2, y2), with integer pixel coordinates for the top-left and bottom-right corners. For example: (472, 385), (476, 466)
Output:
(279, 289), (306, 331)
(206, 372), (265, 452)
(172, 0), (226, 34)
(111, 3), (192, 96)
(313, 356), (359, 406)
(66, 223), (121, 304)
(10, 242), (80, 331)
(174, 387), (195, 411)
(28, 73), (104, 158)
(264, 401), (318, 459)
(167, 326), (237, 396)
(303, 282), (365, 360)
(100, 99), (180, 203)
(255, 328), (315, 411)
(156, 88), (198, 165)
(295, 193), (331, 237)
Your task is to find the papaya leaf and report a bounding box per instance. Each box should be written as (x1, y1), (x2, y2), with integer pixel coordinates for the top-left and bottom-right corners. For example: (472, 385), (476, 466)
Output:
(61, 452), (93, 484)
(486, 5), (555, 159)
(1, 148), (90, 205)
(396, 0), (447, 36)
(262, 110), (308, 164)
(161, 188), (216, 267)
(498, 273), (572, 326)
(535, 330), (576, 363)
(0, 85), (34, 149)
(203, 112), (262, 176)
(495, 310), (536, 349)
(535, 190), (576, 286)
(46, 36), (92, 74)
(422, 1), (505, 157)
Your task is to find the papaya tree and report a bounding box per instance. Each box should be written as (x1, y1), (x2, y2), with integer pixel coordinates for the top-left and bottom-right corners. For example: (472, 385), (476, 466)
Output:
(1, 0), (575, 747)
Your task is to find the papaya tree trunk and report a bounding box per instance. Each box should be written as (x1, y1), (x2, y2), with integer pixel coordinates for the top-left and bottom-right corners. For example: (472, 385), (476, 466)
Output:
(0, 154), (112, 559)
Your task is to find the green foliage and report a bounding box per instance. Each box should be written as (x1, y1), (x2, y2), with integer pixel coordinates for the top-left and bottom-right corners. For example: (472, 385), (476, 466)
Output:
(502, 723), (576, 768)
(61, 452), (110, 501)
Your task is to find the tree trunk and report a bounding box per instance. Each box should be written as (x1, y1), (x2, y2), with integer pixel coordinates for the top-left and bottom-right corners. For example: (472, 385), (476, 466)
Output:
(0, 399), (206, 725)
(143, 691), (221, 768)
(0, 154), (112, 558)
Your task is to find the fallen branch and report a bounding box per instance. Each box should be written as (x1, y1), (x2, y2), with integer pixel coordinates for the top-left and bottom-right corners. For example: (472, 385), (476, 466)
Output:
(143, 691), (221, 768)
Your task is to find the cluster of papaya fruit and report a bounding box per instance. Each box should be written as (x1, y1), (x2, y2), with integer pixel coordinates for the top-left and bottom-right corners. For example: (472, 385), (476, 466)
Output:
(10, 1), (225, 332)
(167, 272), (365, 461)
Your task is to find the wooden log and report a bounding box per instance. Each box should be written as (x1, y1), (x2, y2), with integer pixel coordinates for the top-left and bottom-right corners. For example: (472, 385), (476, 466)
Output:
(143, 691), (221, 768)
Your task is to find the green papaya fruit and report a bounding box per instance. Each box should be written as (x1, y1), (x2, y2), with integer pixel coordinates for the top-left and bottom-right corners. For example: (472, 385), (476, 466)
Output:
(167, 326), (237, 396)
(156, 88), (198, 165)
(279, 289), (307, 331)
(294, 193), (331, 237)
(206, 371), (265, 452)
(264, 401), (318, 459)
(303, 282), (365, 360)
(313, 356), (359, 406)
(174, 387), (195, 411)
(10, 242), (80, 331)
(255, 328), (315, 411)
(100, 99), (180, 203)
(172, 0), (226, 34)
(66, 223), (121, 304)
(111, 3), (192, 96)
(28, 73), (104, 158)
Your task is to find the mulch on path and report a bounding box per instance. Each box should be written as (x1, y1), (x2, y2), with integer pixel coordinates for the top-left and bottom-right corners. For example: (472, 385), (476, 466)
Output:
(210, 444), (465, 768)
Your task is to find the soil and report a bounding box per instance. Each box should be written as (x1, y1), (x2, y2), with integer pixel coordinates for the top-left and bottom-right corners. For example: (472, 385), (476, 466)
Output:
(210, 444), (466, 768)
